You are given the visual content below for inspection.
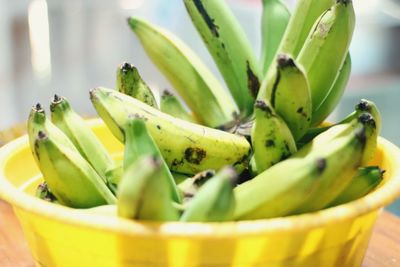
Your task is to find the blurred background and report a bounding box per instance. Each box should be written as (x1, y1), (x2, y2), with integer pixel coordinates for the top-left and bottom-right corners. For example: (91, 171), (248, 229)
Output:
(0, 0), (399, 213)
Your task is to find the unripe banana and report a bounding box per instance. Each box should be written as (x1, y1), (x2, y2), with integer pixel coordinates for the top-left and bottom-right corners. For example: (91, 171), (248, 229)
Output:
(128, 17), (237, 127)
(180, 167), (236, 222)
(116, 62), (158, 108)
(33, 130), (116, 208)
(117, 156), (180, 221)
(260, 0), (290, 74)
(278, 0), (334, 57)
(183, 0), (261, 115)
(311, 53), (351, 126)
(90, 87), (251, 175)
(251, 100), (297, 174)
(259, 54), (312, 140)
(123, 118), (181, 203)
(327, 166), (384, 207)
(160, 90), (197, 123)
(297, 0), (355, 113)
(50, 95), (115, 184)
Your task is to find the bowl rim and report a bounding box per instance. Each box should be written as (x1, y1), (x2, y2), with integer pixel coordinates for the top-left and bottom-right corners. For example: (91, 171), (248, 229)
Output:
(1, 119), (400, 238)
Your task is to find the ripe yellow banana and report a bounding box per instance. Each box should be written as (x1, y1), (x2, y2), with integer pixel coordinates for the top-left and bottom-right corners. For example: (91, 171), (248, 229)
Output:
(123, 118), (181, 203)
(116, 62), (158, 108)
(297, 0), (355, 113)
(50, 95), (115, 184)
(251, 100), (297, 174)
(183, 0), (261, 116)
(160, 90), (197, 123)
(259, 54), (312, 140)
(180, 167), (236, 222)
(127, 17), (237, 127)
(90, 87), (251, 175)
(260, 0), (291, 74)
(117, 156), (180, 221)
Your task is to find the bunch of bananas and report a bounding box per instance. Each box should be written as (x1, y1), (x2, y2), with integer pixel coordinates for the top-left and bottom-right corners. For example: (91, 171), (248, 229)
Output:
(28, 0), (385, 222)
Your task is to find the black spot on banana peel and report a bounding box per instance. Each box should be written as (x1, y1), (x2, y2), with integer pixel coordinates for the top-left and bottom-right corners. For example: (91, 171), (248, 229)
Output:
(358, 113), (376, 129)
(246, 61), (260, 98)
(193, 169), (215, 187)
(316, 158), (327, 174)
(270, 68), (281, 107)
(277, 54), (296, 69)
(38, 130), (47, 140)
(265, 139), (275, 148)
(193, 0), (219, 38)
(356, 100), (371, 112)
(255, 100), (273, 115)
(337, 0), (351, 6)
(184, 147), (207, 165)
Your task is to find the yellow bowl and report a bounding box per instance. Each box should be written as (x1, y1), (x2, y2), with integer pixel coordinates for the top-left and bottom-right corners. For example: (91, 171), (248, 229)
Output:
(1, 119), (400, 267)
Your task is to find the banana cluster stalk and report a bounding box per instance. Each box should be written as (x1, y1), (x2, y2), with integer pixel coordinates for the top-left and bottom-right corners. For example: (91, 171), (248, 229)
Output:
(90, 87), (251, 175)
(160, 90), (197, 123)
(116, 62), (158, 108)
(127, 17), (237, 128)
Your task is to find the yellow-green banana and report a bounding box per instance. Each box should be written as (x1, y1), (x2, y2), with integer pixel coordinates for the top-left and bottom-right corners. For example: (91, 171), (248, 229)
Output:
(251, 100), (297, 174)
(116, 62), (158, 108)
(235, 115), (372, 220)
(177, 169), (215, 202)
(90, 87), (251, 175)
(117, 156), (180, 221)
(50, 95), (115, 184)
(33, 130), (116, 208)
(127, 17), (237, 127)
(311, 53), (351, 126)
(278, 0), (334, 57)
(259, 54), (312, 140)
(327, 166), (384, 207)
(160, 90), (197, 123)
(260, 0), (290, 74)
(183, 0), (261, 115)
(180, 167), (236, 222)
(123, 118), (181, 203)
(297, 0), (355, 113)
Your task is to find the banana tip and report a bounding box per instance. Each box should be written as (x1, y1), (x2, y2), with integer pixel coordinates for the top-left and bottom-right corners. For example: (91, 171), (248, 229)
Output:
(277, 54), (296, 68)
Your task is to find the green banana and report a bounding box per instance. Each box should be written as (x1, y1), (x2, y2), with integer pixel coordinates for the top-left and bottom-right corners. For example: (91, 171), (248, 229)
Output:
(128, 17), (237, 127)
(260, 0), (291, 74)
(235, 114), (375, 219)
(33, 130), (116, 208)
(116, 62), (158, 108)
(311, 53), (352, 126)
(123, 118), (181, 203)
(90, 87), (251, 175)
(180, 167), (236, 222)
(50, 95), (115, 184)
(294, 115), (377, 213)
(327, 166), (384, 207)
(36, 182), (58, 203)
(177, 169), (215, 201)
(117, 156), (180, 221)
(259, 54), (312, 140)
(160, 90), (197, 123)
(297, 0), (355, 114)
(278, 0), (334, 57)
(251, 100), (297, 174)
(183, 0), (261, 115)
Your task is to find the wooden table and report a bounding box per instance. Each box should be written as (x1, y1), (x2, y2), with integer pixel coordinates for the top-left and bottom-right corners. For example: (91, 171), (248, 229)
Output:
(0, 200), (399, 267)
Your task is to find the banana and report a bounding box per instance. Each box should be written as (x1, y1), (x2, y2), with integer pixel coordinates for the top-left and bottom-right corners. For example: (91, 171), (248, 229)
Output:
(297, 0), (355, 114)
(183, 0), (261, 115)
(160, 90), (197, 123)
(260, 0), (291, 74)
(327, 166), (384, 207)
(177, 169), (215, 202)
(294, 114), (377, 213)
(117, 156), (180, 221)
(251, 100), (297, 174)
(259, 54), (312, 140)
(50, 95), (115, 184)
(116, 62), (158, 108)
(278, 0), (334, 57)
(123, 118), (181, 203)
(180, 167), (236, 222)
(33, 130), (116, 208)
(127, 17), (237, 127)
(36, 182), (59, 203)
(311, 53), (351, 126)
(90, 87), (251, 175)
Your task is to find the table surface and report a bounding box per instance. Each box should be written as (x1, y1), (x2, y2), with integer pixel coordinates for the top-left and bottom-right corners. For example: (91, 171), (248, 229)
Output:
(0, 200), (399, 267)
